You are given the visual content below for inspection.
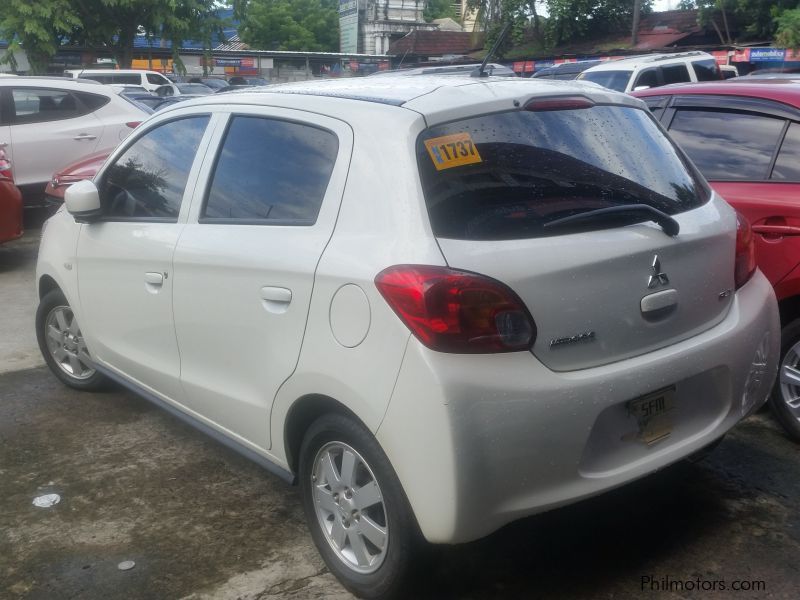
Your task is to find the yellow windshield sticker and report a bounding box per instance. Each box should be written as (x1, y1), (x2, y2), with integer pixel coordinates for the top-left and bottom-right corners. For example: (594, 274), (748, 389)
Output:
(424, 133), (482, 171)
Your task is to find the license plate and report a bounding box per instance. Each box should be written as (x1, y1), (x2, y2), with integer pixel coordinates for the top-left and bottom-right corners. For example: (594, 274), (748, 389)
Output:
(625, 387), (675, 445)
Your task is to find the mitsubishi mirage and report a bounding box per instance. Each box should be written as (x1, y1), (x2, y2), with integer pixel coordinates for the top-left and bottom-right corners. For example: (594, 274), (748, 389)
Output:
(36, 77), (779, 599)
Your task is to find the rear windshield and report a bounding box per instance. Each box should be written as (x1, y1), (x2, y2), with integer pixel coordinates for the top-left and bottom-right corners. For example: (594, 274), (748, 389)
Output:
(578, 70), (632, 92)
(417, 104), (709, 240)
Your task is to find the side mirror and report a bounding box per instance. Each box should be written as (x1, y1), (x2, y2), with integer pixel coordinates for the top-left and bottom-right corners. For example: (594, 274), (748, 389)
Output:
(65, 179), (102, 223)
(633, 85), (651, 91)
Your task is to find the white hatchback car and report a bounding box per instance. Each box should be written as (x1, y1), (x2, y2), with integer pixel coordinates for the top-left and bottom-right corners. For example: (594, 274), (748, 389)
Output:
(36, 77), (779, 598)
(0, 77), (147, 204)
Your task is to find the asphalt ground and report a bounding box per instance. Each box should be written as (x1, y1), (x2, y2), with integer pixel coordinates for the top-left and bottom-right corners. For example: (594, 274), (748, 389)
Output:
(1, 218), (798, 600)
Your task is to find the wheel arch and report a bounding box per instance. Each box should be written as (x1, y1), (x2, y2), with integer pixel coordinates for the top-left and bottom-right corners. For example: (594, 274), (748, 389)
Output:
(778, 294), (800, 328)
(38, 274), (61, 300)
(283, 394), (368, 479)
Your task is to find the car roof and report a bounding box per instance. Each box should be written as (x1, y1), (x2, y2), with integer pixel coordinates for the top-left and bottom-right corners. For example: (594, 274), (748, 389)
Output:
(0, 77), (115, 94)
(158, 75), (643, 127)
(630, 80), (800, 108)
(583, 51), (714, 73)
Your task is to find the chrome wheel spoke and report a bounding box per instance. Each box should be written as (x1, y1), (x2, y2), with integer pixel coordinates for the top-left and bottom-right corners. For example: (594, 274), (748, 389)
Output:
(53, 346), (68, 362)
(321, 452), (342, 489)
(357, 515), (386, 550)
(68, 354), (82, 375)
(54, 309), (69, 332)
(315, 487), (339, 514)
(781, 364), (800, 387)
(353, 481), (382, 510)
(347, 529), (371, 567)
(47, 324), (63, 343)
(330, 517), (347, 550)
(340, 450), (356, 488)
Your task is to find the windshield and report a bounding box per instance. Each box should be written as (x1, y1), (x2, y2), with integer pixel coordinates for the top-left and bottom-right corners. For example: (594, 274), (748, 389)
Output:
(578, 70), (632, 92)
(417, 105), (709, 241)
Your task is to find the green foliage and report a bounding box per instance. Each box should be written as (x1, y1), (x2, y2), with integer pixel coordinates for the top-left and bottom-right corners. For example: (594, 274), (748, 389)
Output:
(695, 0), (799, 42)
(238, 0), (339, 52)
(0, 0), (81, 73)
(424, 0), (458, 22)
(776, 8), (800, 49)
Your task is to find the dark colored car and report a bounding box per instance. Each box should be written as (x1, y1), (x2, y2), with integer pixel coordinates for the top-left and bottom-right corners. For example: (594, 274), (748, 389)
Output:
(633, 81), (800, 441)
(531, 60), (603, 80)
(188, 77), (230, 91)
(0, 149), (23, 244)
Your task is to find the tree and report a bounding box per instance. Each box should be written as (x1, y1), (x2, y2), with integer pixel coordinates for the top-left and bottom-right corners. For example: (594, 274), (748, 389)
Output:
(424, 0), (458, 22)
(0, 0), (81, 74)
(776, 7), (800, 50)
(238, 0), (339, 52)
(690, 0), (799, 43)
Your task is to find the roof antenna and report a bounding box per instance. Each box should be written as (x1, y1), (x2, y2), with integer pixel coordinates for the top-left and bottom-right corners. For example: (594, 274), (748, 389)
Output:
(475, 21), (513, 78)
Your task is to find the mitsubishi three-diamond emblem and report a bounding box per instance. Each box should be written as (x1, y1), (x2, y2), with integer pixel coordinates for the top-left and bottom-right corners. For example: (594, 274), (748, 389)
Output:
(648, 255), (669, 289)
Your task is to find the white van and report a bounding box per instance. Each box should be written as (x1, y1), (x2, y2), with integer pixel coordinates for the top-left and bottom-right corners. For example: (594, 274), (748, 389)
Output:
(64, 69), (177, 93)
(578, 51), (722, 93)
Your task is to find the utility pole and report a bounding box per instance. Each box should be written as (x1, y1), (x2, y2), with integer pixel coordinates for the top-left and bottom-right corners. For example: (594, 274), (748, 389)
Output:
(632, 0), (642, 46)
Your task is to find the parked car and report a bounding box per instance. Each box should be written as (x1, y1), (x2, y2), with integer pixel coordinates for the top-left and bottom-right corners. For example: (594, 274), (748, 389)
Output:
(578, 51), (722, 92)
(720, 64), (739, 79)
(632, 81), (800, 441)
(38, 76), (779, 598)
(531, 60), (603, 80)
(0, 77), (147, 206)
(0, 149), (23, 244)
(155, 82), (214, 97)
(227, 76), (270, 86)
(189, 77), (230, 91)
(370, 63), (517, 78)
(45, 149), (112, 204)
(64, 69), (179, 94)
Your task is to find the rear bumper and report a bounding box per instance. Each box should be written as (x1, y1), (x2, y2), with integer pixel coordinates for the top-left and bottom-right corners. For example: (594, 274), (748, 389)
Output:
(376, 271), (779, 544)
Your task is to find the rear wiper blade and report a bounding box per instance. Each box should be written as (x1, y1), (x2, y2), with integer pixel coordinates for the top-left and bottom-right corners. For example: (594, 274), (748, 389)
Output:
(543, 204), (680, 237)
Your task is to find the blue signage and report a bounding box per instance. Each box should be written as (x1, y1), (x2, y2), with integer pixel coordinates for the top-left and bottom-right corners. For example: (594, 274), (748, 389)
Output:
(750, 48), (786, 62)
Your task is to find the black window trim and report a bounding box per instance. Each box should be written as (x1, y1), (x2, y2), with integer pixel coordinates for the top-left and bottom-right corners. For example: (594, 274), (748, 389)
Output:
(97, 113), (212, 223)
(664, 99), (795, 183)
(633, 67), (663, 90)
(197, 113), (339, 227)
(770, 120), (799, 181)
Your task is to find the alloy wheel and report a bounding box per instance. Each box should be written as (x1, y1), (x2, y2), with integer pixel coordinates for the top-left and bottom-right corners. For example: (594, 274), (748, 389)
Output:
(44, 305), (95, 380)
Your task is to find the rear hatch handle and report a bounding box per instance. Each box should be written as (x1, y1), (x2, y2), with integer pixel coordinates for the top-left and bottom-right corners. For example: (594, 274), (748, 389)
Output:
(543, 204), (680, 237)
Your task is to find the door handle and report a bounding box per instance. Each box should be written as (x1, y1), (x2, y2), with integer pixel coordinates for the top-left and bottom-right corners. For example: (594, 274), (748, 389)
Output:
(73, 133), (97, 141)
(144, 272), (164, 293)
(751, 225), (800, 237)
(260, 286), (292, 314)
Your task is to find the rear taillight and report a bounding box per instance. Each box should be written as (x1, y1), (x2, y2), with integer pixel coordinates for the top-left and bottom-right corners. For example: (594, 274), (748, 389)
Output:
(735, 212), (756, 289)
(375, 265), (536, 353)
(126, 121), (142, 128)
(525, 96), (595, 111)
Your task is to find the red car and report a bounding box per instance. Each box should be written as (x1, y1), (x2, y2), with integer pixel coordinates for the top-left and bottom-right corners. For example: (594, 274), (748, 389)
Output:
(633, 81), (800, 440)
(0, 149), (23, 244)
(44, 148), (112, 204)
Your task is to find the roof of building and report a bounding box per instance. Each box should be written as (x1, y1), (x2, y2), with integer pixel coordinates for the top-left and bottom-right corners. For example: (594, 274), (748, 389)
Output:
(634, 10), (703, 50)
(389, 30), (482, 57)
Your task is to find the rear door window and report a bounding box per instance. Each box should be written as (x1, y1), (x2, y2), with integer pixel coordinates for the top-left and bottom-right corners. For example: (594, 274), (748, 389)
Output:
(633, 68), (660, 89)
(417, 104), (709, 241)
(11, 88), (83, 124)
(578, 70), (632, 92)
(772, 122), (800, 181)
(661, 64), (691, 85)
(202, 116), (338, 224)
(692, 59), (721, 81)
(668, 108), (785, 180)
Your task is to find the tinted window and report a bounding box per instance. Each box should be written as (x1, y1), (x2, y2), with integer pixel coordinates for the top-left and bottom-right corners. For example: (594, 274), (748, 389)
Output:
(772, 122), (800, 181)
(641, 96), (668, 119)
(203, 116), (338, 223)
(662, 64), (691, 85)
(417, 106), (709, 241)
(669, 109), (784, 180)
(101, 116), (209, 220)
(147, 73), (169, 85)
(11, 88), (82, 124)
(75, 92), (110, 111)
(114, 74), (141, 85)
(579, 70), (632, 92)
(634, 68), (659, 89)
(83, 74), (112, 84)
(692, 59), (720, 81)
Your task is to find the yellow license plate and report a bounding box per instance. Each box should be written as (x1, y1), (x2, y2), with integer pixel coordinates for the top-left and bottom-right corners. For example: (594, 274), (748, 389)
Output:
(626, 387), (675, 445)
(424, 132), (483, 171)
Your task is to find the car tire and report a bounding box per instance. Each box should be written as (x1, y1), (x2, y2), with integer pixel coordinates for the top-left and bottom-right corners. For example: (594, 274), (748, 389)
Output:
(299, 413), (422, 599)
(769, 318), (800, 442)
(36, 288), (108, 391)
